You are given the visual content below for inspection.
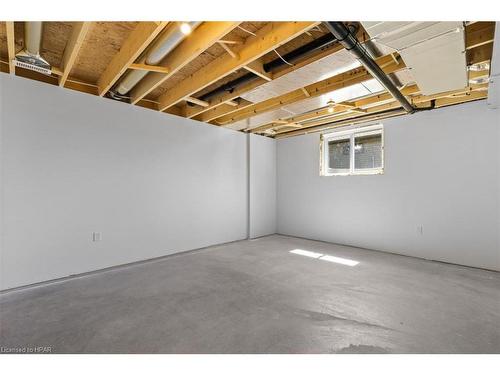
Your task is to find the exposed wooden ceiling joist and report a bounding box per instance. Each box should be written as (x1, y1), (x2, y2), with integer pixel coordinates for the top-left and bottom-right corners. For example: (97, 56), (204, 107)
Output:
(6, 22), (16, 74)
(466, 21), (495, 50)
(155, 21), (321, 112)
(194, 98), (254, 122)
(250, 85), (422, 134)
(184, 27), (368, 120)
(129, 22), (241, 105)
(97, 21), (169, 96)
(59, 22), (92, 87)
(274, 88), (488, 139)
(214, 53), (405, 126)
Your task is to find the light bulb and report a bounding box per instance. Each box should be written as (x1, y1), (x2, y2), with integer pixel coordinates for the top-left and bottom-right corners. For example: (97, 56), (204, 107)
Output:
(180, 22), (192, 35)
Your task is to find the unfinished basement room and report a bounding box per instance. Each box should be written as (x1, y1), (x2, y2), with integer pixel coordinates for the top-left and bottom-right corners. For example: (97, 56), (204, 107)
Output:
(0, 3), (499, 369)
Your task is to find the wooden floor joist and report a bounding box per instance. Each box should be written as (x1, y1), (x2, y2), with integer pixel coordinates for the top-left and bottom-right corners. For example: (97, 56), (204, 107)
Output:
(183, 27), (368, 120)
(156, 21), (320, 112)
(97, 21), (169, 96)
(0, 21), (494, 140)
(5, 22), (16, 74)
(214, 53), (405, 126)
(59, 22), (92, 87)
(129, 22), (241, 105)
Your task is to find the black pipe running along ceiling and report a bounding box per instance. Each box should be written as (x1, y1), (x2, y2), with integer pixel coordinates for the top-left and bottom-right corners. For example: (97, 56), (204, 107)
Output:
(192, 26), (358, 105)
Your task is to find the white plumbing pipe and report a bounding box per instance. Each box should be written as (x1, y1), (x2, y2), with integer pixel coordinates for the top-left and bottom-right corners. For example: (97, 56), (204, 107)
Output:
(115, 21), (201, 95)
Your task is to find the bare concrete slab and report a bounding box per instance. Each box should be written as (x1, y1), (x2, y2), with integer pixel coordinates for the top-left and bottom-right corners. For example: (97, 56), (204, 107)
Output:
(1, 235), (499, 353)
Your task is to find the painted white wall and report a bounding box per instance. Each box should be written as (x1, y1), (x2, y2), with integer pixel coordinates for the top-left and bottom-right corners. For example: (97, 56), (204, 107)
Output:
(277, 100), (500, 271)
(0, 74), (248, 290)
(249, 134), (277, 238)
(487, 22), (500, 110)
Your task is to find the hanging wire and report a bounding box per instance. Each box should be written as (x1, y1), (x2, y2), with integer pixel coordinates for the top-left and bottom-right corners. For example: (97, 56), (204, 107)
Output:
(237, 25), (257, 36)
(273, 49), (294, 67)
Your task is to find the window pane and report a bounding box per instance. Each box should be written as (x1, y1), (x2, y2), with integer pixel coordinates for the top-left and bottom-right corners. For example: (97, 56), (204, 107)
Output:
(328, 138), (350, 170)
(354, 133), (382, 170)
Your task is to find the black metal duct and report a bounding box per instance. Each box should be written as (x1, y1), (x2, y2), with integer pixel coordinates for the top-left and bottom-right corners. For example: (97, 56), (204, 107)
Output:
(196, 32), (342, 103)
(324, 21), (415, 113)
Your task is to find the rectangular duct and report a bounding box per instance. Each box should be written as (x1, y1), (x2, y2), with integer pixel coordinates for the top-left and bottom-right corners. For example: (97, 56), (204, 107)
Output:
(362, 22), (467, 95)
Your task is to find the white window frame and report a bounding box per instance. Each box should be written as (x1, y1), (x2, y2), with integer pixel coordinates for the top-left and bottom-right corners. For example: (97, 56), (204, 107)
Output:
(320, 124), (384, 176)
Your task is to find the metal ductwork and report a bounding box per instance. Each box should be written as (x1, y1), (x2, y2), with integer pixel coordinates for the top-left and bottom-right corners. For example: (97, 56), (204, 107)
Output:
(324, 21), (415, 113)
(14, 22), (52, 75)
(112, 21), (201, 97)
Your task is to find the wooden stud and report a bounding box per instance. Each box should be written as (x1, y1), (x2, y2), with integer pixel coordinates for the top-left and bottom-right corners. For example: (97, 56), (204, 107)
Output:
(225, 100), (239, 107)
(156, 22), (320, 112)
(129, 63), (170, 74)
(59, 22), (92, 87)
(193, 99), (253, 122)
(243, 59), (273, 81)
(218, 38), (243, 45)
(218, 41), (239, 59)
(129, 22), (241, 105)
(97, 21), (169, 96)
(6, 22), (16, 74)
(185, 96), (210, 107)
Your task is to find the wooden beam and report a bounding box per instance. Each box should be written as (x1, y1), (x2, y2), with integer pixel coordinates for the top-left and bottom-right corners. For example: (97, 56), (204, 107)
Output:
(129, 22), (240, 105)
(59, 22), (92, 87)
(273, 86), (488, 138)
(274, 102), (406, 138)
(183, 27), (368, 119)
(251, 85), (421, 133)
(156, 22), (320, 112)
(129, 63), (170, 74)
(6, 22), (16, 74)
(243, 59), (272, 81)
(466, 22), (495, 50)
(467, 39), (494, 66)
(193, 99), (253, 122)
(97, 21), (169, 96)
(185, 96), (210, 107)
(215, 53), (405, 125)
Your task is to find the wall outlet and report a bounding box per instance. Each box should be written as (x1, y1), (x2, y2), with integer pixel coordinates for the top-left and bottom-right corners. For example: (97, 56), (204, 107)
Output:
(417, 225), (424, 236)
(92, 232), (102, 242)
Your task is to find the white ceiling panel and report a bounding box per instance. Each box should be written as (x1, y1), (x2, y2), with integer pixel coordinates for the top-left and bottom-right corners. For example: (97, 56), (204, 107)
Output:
(361, 21), (467, 95)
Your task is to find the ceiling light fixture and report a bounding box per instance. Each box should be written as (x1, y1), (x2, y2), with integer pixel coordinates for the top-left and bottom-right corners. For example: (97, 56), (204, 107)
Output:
(180, 22), (193, 35)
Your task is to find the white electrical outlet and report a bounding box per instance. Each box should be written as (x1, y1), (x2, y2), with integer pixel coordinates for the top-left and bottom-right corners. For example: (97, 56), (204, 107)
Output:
(92, 232), (102, 242)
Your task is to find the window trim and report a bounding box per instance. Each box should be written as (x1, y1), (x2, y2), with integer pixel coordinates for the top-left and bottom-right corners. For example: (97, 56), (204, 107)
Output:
(320, 124), (384, 176)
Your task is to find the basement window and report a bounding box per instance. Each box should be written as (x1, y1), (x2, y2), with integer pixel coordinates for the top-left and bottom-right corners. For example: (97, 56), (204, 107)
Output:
(320, 124), (384, 176)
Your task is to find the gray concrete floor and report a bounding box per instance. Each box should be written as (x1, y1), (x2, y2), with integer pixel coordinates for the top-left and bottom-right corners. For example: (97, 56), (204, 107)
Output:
(1, 235), (499, 354)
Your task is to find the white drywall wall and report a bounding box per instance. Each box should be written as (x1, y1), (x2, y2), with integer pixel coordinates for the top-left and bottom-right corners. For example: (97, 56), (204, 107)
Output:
(277, 100), (500, 271)
(488, 22), (500, 110)
(0, 74), (248, 290)
(249, 134), (277, 238)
